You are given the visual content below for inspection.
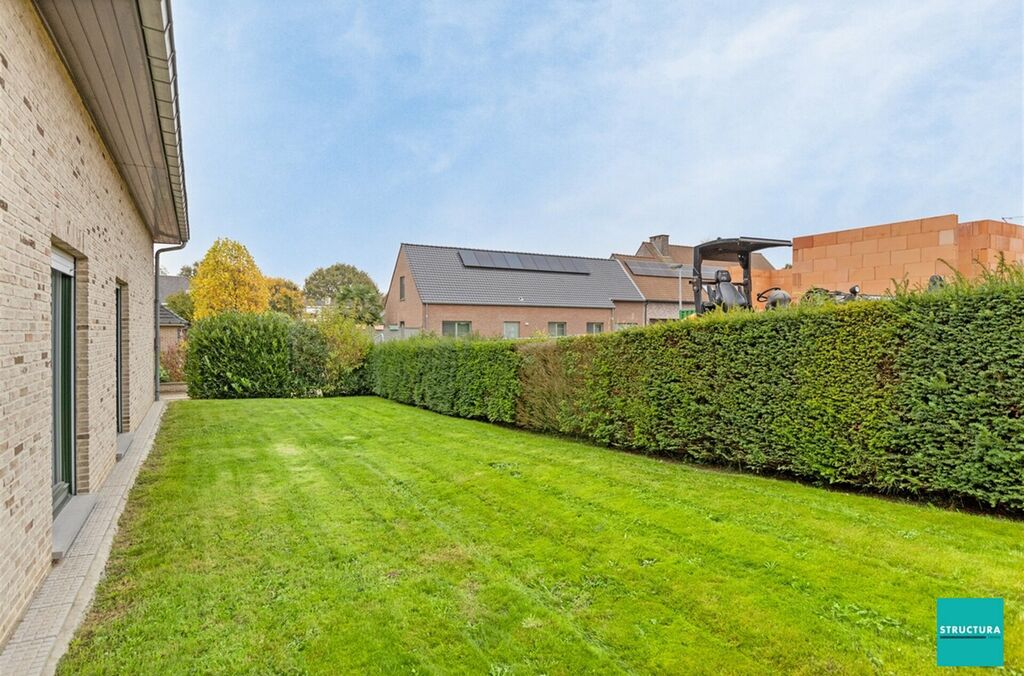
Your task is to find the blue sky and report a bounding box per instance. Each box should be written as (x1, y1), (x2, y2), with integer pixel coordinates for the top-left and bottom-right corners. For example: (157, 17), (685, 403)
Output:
(166, 0), (1023, 289)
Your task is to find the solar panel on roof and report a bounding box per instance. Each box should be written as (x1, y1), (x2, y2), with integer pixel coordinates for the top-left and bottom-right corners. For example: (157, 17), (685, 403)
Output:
(518, 254), (536, 270)
(622, 259), (729, 278)
(457, 249), (590, 275)
(625, 260), (681, 278)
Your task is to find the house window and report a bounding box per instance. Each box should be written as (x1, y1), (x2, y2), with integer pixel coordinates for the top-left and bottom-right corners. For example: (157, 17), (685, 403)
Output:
(586, 322), (604, 334)
(115, 282), (129, 433)
(399, 276), (406, 301)
(503, 321), (520, 339)
(442, 321), (472, 338)
(51, 248), (76, 514)
(548, 322), (566, 337)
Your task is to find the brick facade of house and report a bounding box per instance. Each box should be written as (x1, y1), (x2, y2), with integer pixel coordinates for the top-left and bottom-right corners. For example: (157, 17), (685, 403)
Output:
(382, 248), (424, 332)
(0, 0), (158, 644)
(159, 325), (186, 352)
(420, 301), (645, 337)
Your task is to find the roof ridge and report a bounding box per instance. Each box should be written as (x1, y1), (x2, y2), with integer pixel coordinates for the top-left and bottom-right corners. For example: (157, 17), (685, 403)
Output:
(401, 242), (617, 263)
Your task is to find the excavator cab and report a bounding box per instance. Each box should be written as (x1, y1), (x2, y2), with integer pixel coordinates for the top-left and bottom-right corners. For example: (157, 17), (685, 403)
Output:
(692, 237), (792, 315)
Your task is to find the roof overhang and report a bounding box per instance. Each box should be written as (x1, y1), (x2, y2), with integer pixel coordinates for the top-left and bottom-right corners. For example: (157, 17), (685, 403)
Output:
(693, 237), (791, 263)
(33, 0), (189, 244)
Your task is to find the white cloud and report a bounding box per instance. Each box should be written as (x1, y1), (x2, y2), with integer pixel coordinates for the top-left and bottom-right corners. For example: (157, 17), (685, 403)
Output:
(169, 0), (1023, 285)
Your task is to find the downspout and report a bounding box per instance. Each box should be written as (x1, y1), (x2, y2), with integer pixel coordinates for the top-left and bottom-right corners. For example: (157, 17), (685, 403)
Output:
(154, 242), (186, 401)
(692, 248), (704, 315)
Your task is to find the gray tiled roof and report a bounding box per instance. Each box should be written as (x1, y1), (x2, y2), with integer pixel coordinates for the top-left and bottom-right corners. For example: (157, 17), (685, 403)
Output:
(159, 305), (189, 327)
(158, 275), (189, 303)
(403, 244), (644, 308)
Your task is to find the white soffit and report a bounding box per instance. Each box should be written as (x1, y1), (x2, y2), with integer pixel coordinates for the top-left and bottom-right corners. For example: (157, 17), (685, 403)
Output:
(33, 0), (189, 244)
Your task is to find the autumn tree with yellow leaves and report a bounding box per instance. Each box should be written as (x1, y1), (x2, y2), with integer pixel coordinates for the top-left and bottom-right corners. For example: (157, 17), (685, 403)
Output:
(191, 238), (269, 320)
(266, 277), (307, 318)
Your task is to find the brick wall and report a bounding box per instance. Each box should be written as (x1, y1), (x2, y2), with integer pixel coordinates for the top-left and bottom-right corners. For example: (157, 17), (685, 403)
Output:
(0, 0), (157, 645)
(791, 215), (1024, 297)
(159, 325), (185, 352)
(382, 247), (424, 329)
(422, 302), (643, 337)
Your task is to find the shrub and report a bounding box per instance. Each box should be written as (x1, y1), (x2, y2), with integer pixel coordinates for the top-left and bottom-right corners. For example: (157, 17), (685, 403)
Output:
(553, 303), (900, 486)
(363, 275), (1024, 512)
(316, 310), (373, 395)
(289, 320), (329, 397)
(164, 291), (194, 323)
(184, 312), (293, 398)
(366, 336), (521, 423)
(160, 342), (187, 382)
(885, 273), (1024, 509)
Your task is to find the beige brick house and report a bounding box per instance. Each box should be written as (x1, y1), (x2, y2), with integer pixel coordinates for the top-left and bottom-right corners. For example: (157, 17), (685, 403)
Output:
(0, 0), (188, 645)
(382, 244), (645, 339)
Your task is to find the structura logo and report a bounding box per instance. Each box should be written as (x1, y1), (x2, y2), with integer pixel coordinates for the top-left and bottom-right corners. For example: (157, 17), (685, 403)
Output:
(936, 598), (1004, 667)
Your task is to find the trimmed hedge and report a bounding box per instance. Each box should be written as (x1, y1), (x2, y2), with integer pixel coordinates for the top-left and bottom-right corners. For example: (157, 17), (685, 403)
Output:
(365, 337), (520, 423)
(288, 319), (330, 398)
(185, 311), (375, 399)
(185, 312), (296, 398)
(885, 279), (1024, 508)
(366, 277), (1024, 512)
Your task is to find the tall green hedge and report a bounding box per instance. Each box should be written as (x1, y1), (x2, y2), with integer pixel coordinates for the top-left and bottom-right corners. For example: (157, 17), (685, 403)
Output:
(364, 278), (1024, 512)
(185, 312), (297, 399)
(885, 279), (1024, 508)
(365, 337), (521, 423)
(185, 311), (376, 399)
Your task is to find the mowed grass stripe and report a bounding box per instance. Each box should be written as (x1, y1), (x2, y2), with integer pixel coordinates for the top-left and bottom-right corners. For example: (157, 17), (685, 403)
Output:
(277, 405), (624, 672)
(58, 398), (1023, 674)
(288, 403), (819, 670)
(286, 401), (999, 671)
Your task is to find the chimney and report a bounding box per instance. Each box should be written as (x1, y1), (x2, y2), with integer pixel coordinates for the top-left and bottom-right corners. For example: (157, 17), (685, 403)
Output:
(649, 234), (670, 256)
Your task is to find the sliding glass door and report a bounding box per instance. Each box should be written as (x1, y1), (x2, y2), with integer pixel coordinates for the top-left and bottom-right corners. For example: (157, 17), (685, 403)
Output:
(115, 285), (124, 433)
(51, 253), (75, 513)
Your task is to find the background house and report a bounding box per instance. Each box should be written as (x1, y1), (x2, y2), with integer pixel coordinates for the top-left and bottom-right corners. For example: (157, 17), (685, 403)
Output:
(0, 0), (188, 646)
(159, 306), (189, 352)
(158, 274), (189, 302)
(615, 234), (789, 321)
(158, 274), (190, 350)
(382, 244), (645, 339)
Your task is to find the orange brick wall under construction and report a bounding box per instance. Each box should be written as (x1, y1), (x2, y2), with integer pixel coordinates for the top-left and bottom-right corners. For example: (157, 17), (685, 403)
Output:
(789, 214), (1024, 297)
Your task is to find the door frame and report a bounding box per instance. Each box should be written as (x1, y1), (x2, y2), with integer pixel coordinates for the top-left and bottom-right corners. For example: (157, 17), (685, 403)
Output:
(51, 248), (76, 513)
(115, 284), (123, 433)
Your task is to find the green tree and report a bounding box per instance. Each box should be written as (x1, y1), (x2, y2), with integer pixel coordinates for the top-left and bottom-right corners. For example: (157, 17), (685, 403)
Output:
(266, 277), (307, 318)
(179, 262), (199, 279)
(164, 290), (194, 323)
(316, 308), (373, 395)
(191, 238), (269, 320)
(303, 263), (377, 305)
(333, 283), (383, 325)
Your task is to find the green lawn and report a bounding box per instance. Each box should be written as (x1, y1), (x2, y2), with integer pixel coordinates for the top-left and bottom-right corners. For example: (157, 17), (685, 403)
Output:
(60, 398), (1022, 674)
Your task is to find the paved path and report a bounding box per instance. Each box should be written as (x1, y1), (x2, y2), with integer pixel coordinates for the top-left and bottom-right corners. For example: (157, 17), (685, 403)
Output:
(0, 397), (175, 675)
